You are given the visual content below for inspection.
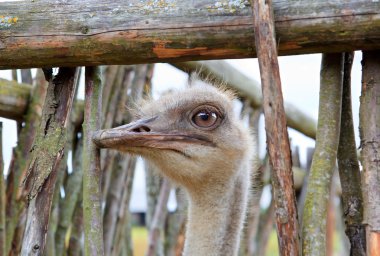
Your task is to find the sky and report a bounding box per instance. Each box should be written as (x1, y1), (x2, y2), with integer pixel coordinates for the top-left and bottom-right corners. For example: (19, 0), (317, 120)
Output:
(0, 52), (363, 212)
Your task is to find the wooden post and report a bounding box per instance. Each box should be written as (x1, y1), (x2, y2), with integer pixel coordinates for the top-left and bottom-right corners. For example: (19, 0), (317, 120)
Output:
(83, 66), (104, 256)
(360, 51), (380, 256)
(20, 67), (79, 255)
(250, 0), (300, 255)
(302, 53), (344, 256)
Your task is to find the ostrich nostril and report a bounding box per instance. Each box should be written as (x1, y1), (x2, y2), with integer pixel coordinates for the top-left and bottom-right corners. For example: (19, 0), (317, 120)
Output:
(132, 125), (151, 133)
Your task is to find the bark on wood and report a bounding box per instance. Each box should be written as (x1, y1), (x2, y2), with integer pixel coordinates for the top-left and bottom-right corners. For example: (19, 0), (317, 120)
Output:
(67, 192), (84, 256)
(46, 68), (81, 256)
(45, 166), (65, 256)
(101, 66), (120, 118)
(102, 65), (148, 254)
(110, 158), (137, 256)
(55, 137), (84, 256)
(103, 154), (131, 255)
(101, 66), (135, 204)
(326, 171), (338, 256)
(173, 61), (317, 139)
(0, 123), (5, 256)
(1, 0), (380, 68)
(82, 66), (104, 256)
(20, 67), (79, 255)
(251, 0), (300, 255)
(337, 52), (366, 256)
(0, 79), (31, 120)
(360, 50), (380, 256)
(6, 69), (49, 255)
(145, 163), (162, 229)
(147, 179), (171, 256)
(302, 53), (344, 256)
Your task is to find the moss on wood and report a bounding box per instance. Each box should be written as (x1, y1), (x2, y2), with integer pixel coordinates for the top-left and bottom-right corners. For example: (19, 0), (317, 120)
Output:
(302, 53), (344, 256)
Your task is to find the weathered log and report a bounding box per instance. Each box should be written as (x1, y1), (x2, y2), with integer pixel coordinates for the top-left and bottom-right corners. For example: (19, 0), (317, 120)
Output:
(20, 67), (79, 255)
(1, 0), (380, 69)
(173, 60), (317, 138)
(251, 0), (300, 255)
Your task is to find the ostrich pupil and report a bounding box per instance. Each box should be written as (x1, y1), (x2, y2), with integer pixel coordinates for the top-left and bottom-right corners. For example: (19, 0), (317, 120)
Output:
(200, 112), (209, 120)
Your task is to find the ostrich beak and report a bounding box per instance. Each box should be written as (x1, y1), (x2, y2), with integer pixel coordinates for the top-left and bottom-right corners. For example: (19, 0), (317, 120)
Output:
(92, 117), (214, 153)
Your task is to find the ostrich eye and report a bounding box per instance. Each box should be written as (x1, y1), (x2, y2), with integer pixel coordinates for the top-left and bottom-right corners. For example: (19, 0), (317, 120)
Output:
(191, 108), (220, 129)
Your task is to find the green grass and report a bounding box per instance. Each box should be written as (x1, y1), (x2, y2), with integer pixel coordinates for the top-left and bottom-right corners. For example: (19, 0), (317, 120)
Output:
(266, 230), (279, 256)
(132, 227), (148, 256)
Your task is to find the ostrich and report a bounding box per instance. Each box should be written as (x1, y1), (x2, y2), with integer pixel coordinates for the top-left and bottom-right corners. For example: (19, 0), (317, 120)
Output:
(93, 85), (254, 256)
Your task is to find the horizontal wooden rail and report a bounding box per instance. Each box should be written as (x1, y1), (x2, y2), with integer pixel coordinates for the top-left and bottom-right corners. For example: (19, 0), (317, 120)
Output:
(1, 0), (380, 69)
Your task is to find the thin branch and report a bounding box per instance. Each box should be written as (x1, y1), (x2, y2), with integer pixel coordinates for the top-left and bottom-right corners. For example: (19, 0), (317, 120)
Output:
(302, 53), (344, 256)
(83, 66), (104, 256)
(146, 179), (171, 256)
(250, 0), (300, 255)
(55, 136), (84, 256)
(337, 52), (366, 255)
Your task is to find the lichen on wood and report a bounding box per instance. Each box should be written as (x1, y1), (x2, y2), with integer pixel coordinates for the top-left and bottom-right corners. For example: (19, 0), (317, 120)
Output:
(1, 0), (380, 68)
(20, 67), (79, 255)
(302, 53), (344, 256)
(5, 69), (48, 255)
(82, 66), (104, 256)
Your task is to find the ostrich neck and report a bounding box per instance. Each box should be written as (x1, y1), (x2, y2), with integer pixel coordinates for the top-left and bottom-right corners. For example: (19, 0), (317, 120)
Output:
(183, 169), (249, 256)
